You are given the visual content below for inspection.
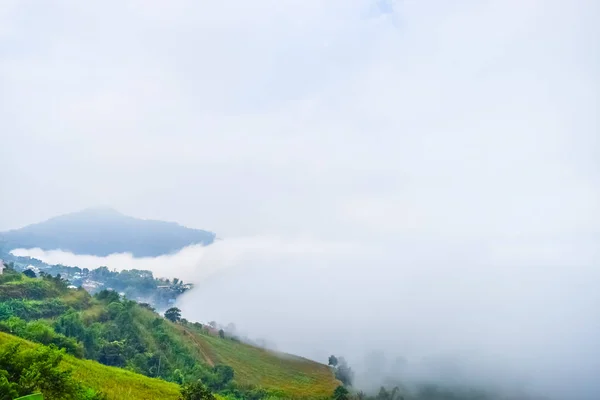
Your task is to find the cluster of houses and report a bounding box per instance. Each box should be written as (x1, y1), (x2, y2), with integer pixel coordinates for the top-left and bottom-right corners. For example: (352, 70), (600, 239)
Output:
(2, 257), (193, 310)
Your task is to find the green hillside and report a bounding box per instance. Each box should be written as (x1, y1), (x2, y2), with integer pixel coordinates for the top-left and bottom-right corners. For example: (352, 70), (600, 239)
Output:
(176, 324), (338, 398)
(0, 264), (338, 399)
(0, 331), (181, 400)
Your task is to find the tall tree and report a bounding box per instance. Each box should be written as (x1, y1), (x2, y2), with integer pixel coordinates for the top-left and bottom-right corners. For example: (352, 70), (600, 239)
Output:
(328, 355), (338, 367)
(164, 307), (181, 323)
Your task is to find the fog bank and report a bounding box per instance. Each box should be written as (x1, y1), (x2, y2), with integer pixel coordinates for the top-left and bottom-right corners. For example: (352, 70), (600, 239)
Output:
(13, 234), (600, 399)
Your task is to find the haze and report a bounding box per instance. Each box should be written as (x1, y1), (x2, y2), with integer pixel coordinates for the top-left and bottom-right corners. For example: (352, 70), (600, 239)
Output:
(2, 0), (599, 399)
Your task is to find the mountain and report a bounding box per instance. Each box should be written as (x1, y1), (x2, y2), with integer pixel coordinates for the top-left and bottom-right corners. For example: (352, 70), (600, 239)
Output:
(1, 207), (215, 257)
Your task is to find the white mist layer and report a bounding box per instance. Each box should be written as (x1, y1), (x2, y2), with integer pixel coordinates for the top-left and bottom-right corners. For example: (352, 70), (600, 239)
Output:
(10, 236), (359, 281)
(12, 235), (600, 399)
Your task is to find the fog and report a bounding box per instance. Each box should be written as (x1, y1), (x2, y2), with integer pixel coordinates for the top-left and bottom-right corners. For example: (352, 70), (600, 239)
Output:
(2, 0), (599, 398)
(16, 233), (600, 399)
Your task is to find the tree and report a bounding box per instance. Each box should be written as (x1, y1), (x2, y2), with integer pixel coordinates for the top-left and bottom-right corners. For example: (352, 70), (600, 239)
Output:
(164, 307), (182, 323)
(376, 387), (390, 400)
(180, 380), (216, 400)
(390, 386), (403, 400)
(172, 369), (185, 385)
(334, 357), (354, 387)
(212, 365), (234, 389)
(0, 370), (18, 400)
(22, 269), (37, 278)
(95, 290), (120, 304)
(328, 355), (338, 367)
(98, 341), (126, 367)
(0, 342), (86, 399)
(218, 329), (225, 339)
(376, 386), (403, 400)
(333, 385), (350, 400)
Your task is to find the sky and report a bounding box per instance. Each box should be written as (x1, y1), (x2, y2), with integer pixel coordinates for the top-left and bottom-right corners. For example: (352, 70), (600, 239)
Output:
(2, 0), (600, 398)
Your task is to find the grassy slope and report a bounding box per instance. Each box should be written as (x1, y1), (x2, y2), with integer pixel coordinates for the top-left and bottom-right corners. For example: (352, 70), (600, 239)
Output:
(0, 274), (338, 399)
(135, 307), (338, 398)
(0, 331), (182, 400)
(176, 325), (339, 399)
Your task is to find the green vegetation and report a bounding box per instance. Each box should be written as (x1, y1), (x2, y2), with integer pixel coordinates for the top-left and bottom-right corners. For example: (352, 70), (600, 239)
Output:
(326, 353), (544, 400)
(328, 356), (353, 387)
(180, 380), (216, 400)
(0, 261), (540, 400)
(0, 339), (100, 400)
(165, 307), (182, 323)
(337, 383), (527, 400)
(0, 248), (193, 311)
(180, 324), (338, 399)
(0, 331), (181, 400)
(0, 265), (337, 399)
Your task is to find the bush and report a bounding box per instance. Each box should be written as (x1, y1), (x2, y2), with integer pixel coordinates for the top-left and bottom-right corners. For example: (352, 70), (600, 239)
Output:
(0, 341), (103, 399)
(333, 385), (350, 400)
(23, 269), (37, 278)
(0, 280), (60, 301)
(0, 299), (68, 321)
(0, 267), (21, 284)
(0, 317), (84, 358)
(180, 380), (216, 400)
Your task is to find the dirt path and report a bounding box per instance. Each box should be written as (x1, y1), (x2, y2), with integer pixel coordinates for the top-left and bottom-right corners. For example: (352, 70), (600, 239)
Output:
(180, 326), (215, 367)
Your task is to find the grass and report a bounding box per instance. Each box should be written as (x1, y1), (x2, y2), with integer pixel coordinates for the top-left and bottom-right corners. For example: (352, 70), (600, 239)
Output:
(0, 277), (60, 300)
(178, 325), (339, 399)
(60, 287), (93, 309)
(0, 273), (338, 399)
(0, 331), (182, 400)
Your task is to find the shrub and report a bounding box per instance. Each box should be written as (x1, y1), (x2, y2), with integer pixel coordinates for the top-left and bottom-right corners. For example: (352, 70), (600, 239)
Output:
(0, 341), (102, 399)
(180, 380), (216, 400)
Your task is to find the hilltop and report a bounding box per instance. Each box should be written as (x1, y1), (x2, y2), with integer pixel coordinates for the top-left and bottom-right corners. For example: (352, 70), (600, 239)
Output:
(1, 207), (215, 257)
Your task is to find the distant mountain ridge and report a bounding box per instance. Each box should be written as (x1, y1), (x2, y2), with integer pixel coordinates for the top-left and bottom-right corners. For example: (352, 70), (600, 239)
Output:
(0, 207), (215, 257)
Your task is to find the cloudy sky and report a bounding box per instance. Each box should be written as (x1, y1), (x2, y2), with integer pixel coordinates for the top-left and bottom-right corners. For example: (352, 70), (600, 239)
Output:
(2, 0), (598, 238)
(2, 0), (600, 398)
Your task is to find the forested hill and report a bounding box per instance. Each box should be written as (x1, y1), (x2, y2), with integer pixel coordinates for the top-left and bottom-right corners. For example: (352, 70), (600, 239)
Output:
(1, 207), (215, 257)
(0, 264), (339, 399)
